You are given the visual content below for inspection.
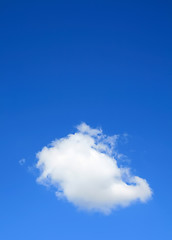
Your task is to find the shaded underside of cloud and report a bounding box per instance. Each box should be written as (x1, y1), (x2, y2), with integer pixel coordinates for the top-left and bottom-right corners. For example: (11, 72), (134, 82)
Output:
(36, 123), (152, 214)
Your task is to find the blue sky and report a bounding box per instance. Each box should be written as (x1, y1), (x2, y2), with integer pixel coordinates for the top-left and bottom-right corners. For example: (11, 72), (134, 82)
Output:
(1, 0), (172, 239)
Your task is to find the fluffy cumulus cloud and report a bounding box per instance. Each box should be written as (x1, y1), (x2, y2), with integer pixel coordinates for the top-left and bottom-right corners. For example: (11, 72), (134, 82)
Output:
(36, 123), (152, 214)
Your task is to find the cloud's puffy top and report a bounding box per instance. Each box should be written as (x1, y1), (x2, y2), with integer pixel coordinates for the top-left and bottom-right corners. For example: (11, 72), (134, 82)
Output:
(36, 123), (152, 213)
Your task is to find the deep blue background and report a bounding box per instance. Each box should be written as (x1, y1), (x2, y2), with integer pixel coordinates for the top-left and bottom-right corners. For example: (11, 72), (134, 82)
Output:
(1, 1), (172, 239)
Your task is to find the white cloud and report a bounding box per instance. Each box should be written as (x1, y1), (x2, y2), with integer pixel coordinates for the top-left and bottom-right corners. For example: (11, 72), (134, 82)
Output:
(36, 123), (152, 214)
(19, 158), (26, 166)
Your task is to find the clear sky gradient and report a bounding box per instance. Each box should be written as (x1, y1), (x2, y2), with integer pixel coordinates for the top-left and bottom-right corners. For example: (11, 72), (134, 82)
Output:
(1, 1), (172, 239)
